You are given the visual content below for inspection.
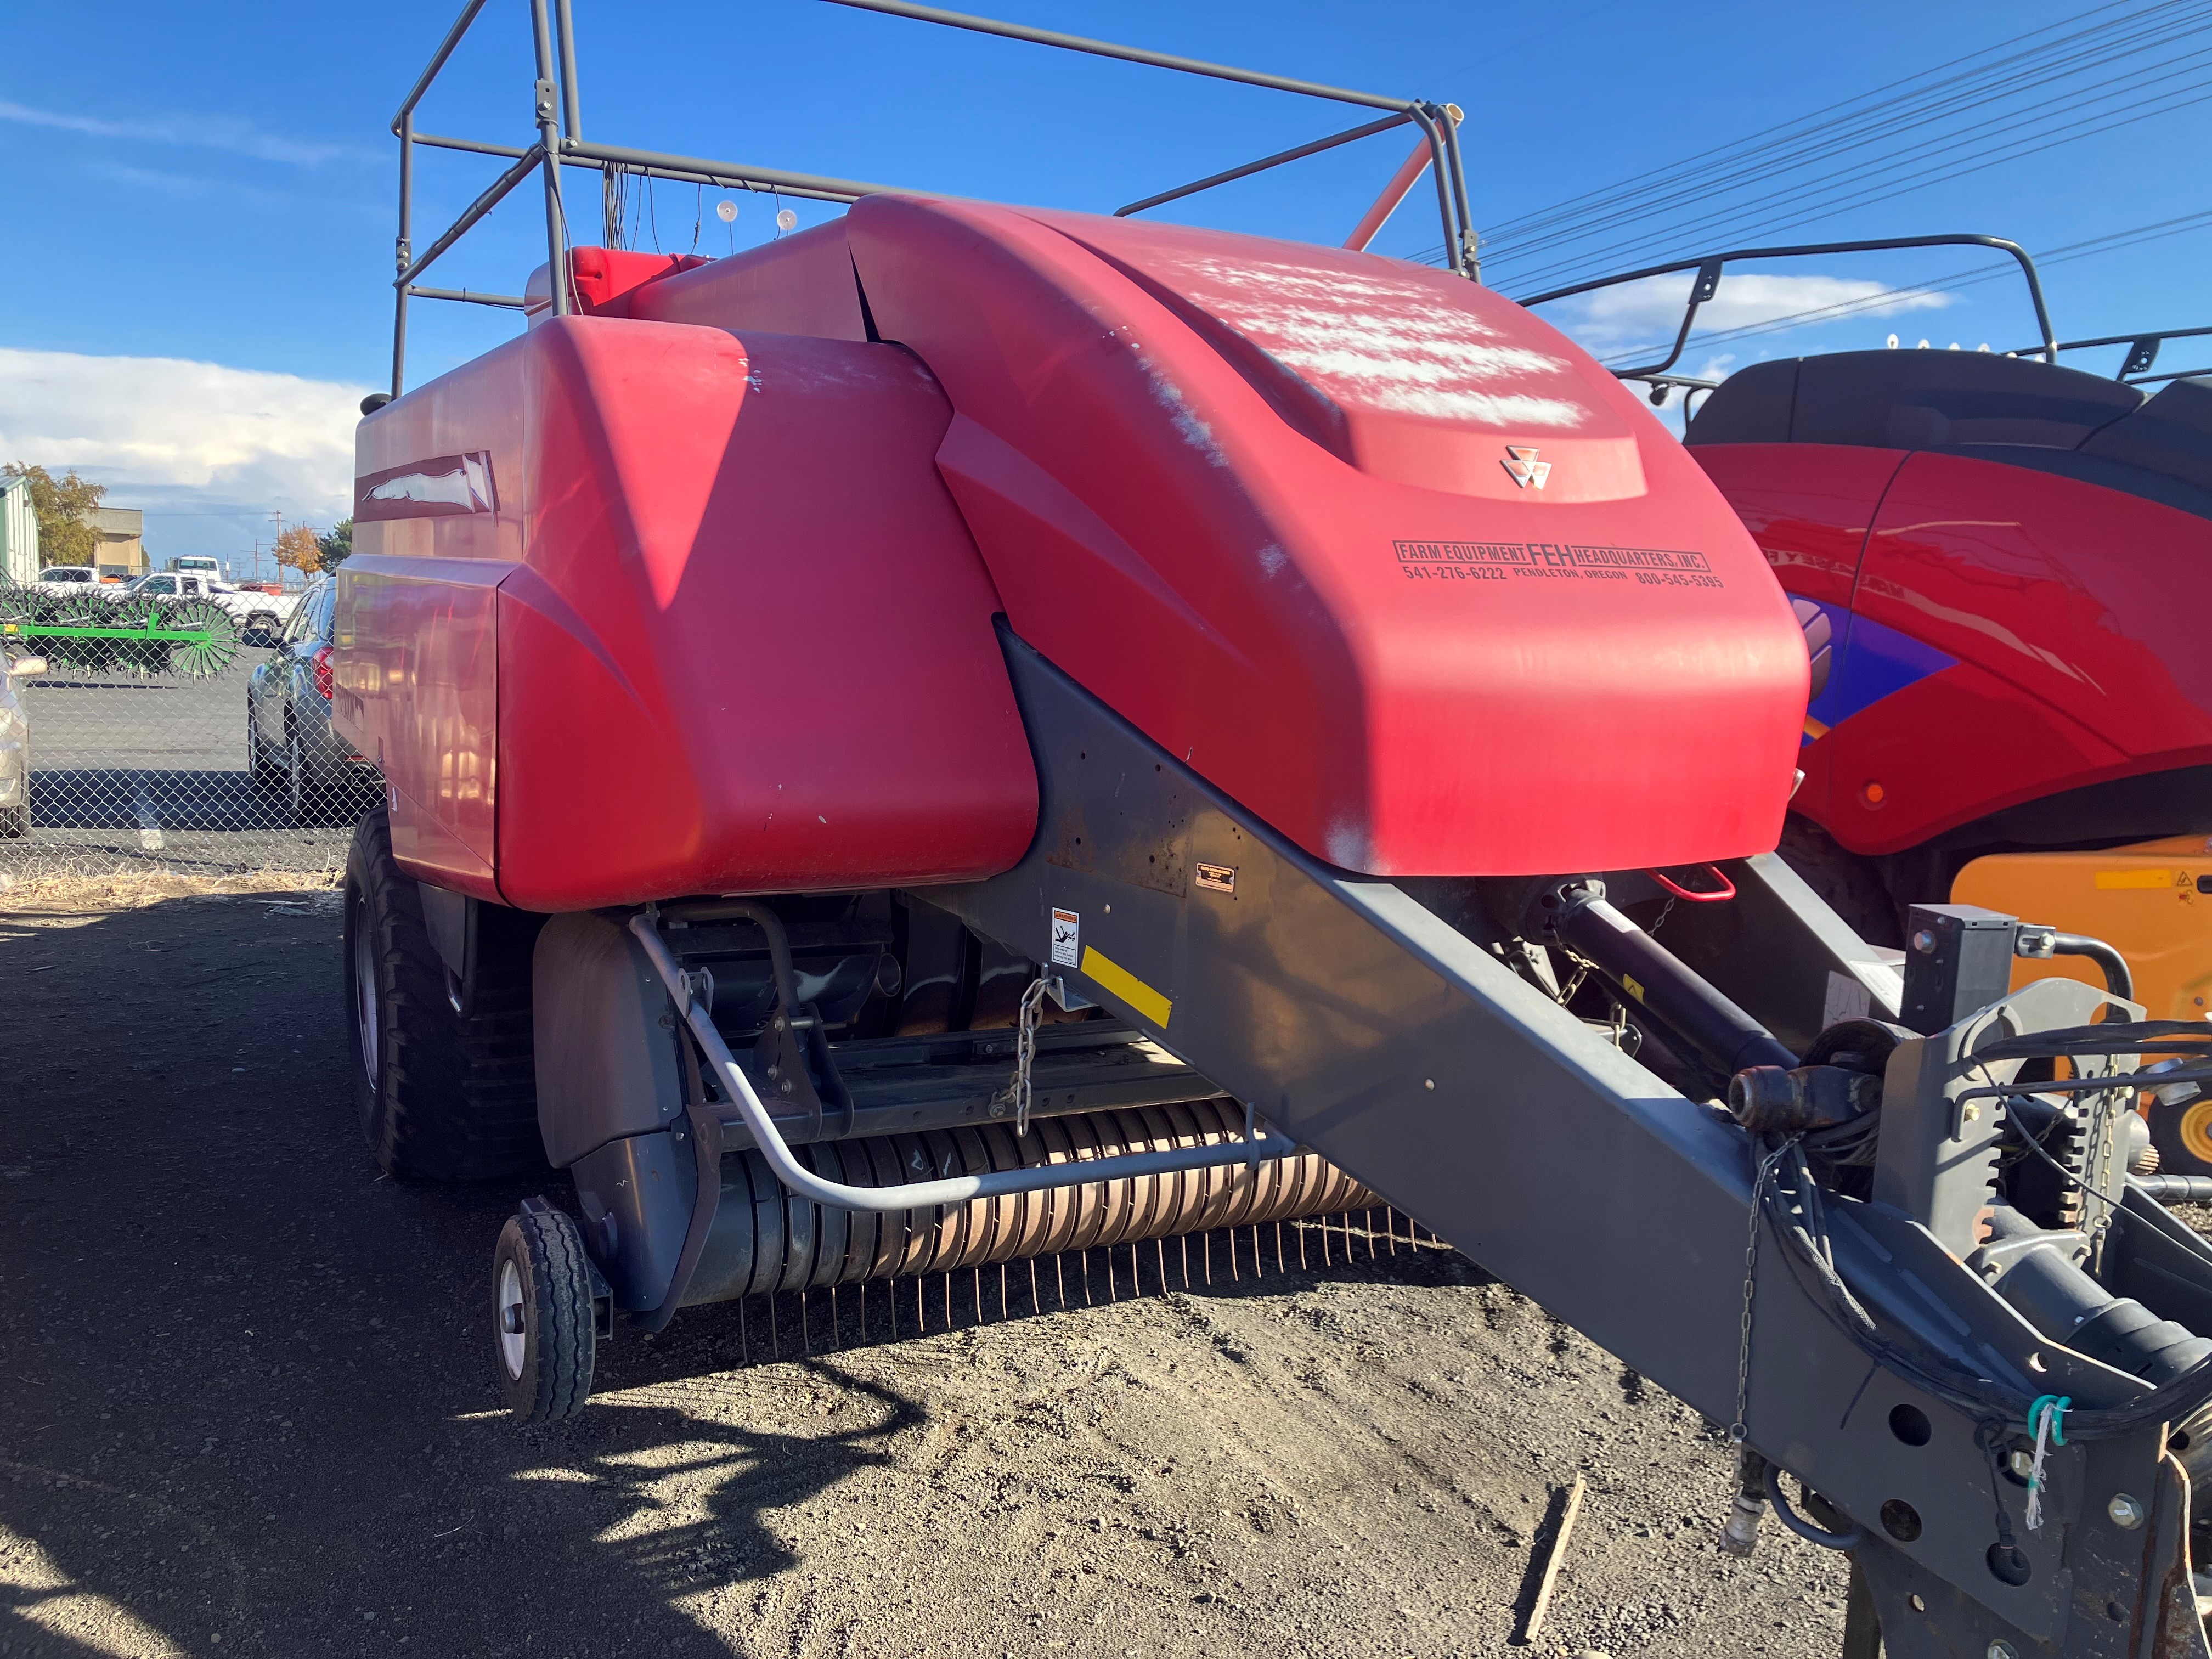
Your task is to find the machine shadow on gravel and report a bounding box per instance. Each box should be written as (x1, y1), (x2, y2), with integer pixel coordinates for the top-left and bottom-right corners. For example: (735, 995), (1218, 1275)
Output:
(0, 891), (903, 1657)
(0, 889), (1499, 1658)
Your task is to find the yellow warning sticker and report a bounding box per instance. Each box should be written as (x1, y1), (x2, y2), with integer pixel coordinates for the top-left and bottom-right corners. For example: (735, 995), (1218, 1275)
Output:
(2095, 869), (2174, 890)
(1080, 946), (1172, 1029)
(1623, 973), (1646, 1003)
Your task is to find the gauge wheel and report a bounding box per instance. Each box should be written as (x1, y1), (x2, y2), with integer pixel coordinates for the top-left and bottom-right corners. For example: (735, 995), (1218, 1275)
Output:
(492, 1206), (596, 1423)
(2149, 1096), (2212, 1180)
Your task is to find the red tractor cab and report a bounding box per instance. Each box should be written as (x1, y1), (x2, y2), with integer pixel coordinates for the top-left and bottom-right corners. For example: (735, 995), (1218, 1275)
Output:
(1540, 241), (2212, 1161)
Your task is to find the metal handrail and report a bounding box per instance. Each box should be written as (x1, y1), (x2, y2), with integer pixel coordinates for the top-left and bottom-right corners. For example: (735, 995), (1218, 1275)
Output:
(1116, 111), (1412, 219)
(822, 0), (1414, 112)
(382, 0), (1480, 396)
(2003, 323), (2212, 380)
(1518, 234), (2059, 381)
(627, 915), (1297, 1212)
(559, 138), (896, 204)
(815, 1), (1476, 270)
(397, 144), (545, 291)
(406, 286), (529, 309)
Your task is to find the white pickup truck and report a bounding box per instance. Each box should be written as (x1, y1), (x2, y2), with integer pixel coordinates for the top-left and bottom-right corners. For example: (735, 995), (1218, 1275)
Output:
(117, 572), (299, 643)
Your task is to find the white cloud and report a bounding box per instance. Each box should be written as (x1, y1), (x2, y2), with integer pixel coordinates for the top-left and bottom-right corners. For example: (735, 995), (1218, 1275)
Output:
(1558, 270), (1955, 353)
(0, 348), (366, 534)
(84, 161), (305, 212)
(0, 97), (376, 168)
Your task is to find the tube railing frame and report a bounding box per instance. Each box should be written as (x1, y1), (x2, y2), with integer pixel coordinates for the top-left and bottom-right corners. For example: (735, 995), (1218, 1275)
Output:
(383, 0), (1478, 396)
(1519, 233), (2059, 382)
(2001, 321), (2212, 382)
(627, 915), (1299, 1212)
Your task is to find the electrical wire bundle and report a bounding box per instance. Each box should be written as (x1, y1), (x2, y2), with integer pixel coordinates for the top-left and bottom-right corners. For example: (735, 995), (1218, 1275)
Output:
(1756, 1022), (2212, 1442)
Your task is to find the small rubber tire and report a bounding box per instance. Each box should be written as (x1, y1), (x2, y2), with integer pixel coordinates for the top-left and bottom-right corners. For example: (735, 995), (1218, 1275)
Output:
(0, 803), (24, 840)
(2149, 1095), (2212, 1180)
(493, 1207), (595, 1423)
(345, 808), (545, 1181)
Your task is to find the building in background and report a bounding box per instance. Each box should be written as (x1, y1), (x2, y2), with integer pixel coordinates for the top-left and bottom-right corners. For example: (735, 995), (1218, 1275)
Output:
(92, 507), (148, 580)
(0, 475), (37, 584)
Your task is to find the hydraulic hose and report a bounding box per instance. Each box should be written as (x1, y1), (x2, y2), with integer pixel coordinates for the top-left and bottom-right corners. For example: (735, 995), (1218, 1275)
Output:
(628, 913), (1298, 1212)
(2051, 931), (2133, 1002)
(2137, 1174), (2212, 1205)
(1549, 887), (1798, 1076)
(1762, 1140), (2212, 1440)
(1762, 1464), (1862, 1551)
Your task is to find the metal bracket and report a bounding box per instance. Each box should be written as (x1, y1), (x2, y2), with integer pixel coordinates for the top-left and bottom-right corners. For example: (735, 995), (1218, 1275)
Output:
(627, 912), (1299, 1212)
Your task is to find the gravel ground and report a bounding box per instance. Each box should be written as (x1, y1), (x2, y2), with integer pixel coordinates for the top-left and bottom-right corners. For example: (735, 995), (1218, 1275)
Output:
(0, 882), (1863, 1659)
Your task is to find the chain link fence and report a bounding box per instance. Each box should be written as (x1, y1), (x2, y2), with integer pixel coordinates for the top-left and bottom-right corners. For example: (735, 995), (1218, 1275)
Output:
(0, 581), (377, 881)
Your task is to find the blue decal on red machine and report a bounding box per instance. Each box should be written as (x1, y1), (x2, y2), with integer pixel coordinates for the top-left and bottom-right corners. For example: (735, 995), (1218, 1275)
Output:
(1792, 597), (1955, 743)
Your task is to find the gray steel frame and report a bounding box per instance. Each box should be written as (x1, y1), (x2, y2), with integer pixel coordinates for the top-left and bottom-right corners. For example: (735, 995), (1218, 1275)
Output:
(928, 628), (2205, 1659)
(382, 0), (1480, 397)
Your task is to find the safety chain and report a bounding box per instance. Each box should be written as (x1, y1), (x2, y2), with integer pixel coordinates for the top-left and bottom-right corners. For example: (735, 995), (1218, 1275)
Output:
(1730, 1142), (1795, 1444)
(2087, 1074), (2122, 1265)
(1006, 977), (1051, 1136)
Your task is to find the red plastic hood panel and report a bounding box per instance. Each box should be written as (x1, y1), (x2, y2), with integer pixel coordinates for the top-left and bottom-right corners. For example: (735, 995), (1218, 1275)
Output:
(849, 195), (1805, 876)
(1030, 212), (1644, 502)
(338, 316), (1037, 909)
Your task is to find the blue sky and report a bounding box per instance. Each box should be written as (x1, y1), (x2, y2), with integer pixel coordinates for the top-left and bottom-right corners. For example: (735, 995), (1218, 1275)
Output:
(1, 0), (2205, 572)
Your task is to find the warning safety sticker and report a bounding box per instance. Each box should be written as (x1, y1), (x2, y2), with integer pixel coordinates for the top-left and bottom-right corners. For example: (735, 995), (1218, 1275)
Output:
(1050, 908), (1080, 968)
(1391, 539), (1720, 589)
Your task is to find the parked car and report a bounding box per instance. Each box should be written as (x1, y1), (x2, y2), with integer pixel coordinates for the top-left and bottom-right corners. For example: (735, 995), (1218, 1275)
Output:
(247, 577), (378, 826)
(0, 653), (46, 838)
(36, 565), (113, 591)
(120, 571), (296, 645)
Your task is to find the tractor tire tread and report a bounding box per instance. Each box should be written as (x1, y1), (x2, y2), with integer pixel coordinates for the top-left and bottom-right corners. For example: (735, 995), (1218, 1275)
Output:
(348, 809), (542, 1182)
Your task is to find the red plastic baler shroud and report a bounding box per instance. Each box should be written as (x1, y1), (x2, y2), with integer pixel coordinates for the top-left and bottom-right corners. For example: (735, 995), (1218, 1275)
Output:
(337, 199), (1809, 906)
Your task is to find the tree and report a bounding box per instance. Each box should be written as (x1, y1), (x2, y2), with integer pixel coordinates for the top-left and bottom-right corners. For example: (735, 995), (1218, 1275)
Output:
(274, 523), (324, 575)
(316, 518), (352, 569)
(3, 463), (105, 567)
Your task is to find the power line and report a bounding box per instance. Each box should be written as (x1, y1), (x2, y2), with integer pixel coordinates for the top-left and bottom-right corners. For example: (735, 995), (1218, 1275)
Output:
(1400, 0), (2212, 290)
(1485, 0), (2205, 263)
(1499, 54), (2212, 291)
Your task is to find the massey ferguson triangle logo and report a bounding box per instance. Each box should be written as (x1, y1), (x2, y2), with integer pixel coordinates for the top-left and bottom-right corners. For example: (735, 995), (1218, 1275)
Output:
(1500, 445), (1552, 489)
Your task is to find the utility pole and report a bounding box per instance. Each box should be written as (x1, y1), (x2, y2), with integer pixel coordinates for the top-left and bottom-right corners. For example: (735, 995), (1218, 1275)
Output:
(267, 511), (285, 588)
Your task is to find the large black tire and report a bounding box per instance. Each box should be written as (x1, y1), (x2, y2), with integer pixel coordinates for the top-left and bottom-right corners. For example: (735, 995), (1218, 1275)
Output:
(493, 1206), (596, 1422)
(1777, 812), (1903, 948)
(344, 809), (544, 1181)
(2149, 1094), (2212, 1180)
